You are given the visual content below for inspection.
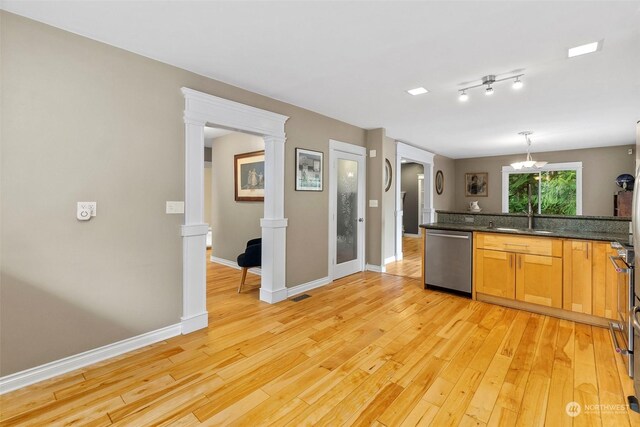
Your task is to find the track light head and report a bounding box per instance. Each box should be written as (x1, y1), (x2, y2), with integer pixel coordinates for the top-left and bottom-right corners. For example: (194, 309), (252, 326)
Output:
(485, 85), (494, 96)
(459, 90), (469, 102)
(513, 77), (523, 90)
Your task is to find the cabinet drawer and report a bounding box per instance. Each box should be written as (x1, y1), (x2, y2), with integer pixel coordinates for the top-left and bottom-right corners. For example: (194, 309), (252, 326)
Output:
(476, 232), (562, 257)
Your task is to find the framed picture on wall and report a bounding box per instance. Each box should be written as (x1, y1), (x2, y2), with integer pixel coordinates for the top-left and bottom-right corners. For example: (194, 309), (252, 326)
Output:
(465, 172), (488, 197)
(295, 148), (323, 191)
(234, 150), (265, 201)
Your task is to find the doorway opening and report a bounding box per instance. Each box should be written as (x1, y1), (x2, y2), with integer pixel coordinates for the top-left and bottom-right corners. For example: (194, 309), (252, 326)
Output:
(384, 142), (434, 281)
(181, 88), (288, 335)
(204, 127), (265, 296)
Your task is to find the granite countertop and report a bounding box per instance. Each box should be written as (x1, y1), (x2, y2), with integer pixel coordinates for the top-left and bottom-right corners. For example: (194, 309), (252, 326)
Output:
(435, 210), (631, 221)
(420, 222), (631, 245)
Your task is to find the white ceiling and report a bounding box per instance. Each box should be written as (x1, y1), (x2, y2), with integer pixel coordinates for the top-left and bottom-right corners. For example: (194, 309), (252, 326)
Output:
(3, 1), (640, 158)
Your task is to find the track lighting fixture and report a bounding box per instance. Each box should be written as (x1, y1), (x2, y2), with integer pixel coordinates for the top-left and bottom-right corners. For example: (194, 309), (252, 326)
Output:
(458, 73), (524, 101)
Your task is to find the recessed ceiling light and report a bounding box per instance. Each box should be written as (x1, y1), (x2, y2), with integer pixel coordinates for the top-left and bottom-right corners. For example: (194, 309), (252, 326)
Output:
(407, 87), (428, 96)
(568, 41), (600, 58)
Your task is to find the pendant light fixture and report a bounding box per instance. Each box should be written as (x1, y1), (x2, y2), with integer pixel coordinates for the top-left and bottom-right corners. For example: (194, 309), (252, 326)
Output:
(510, 131), (547, 170)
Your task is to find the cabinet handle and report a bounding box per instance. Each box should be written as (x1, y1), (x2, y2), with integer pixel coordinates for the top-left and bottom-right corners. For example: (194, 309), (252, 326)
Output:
(586, 244), (589, 259)
(509, 254), (512, 268)
(518, 255), (522, 269)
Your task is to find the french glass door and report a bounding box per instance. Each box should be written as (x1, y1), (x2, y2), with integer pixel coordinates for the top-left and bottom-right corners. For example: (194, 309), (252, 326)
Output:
(331, 150), (365, 279)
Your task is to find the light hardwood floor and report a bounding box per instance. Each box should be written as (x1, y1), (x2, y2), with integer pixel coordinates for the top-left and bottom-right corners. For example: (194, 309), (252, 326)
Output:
(1, 256), (639, 426)
(384, 235), (422, 279)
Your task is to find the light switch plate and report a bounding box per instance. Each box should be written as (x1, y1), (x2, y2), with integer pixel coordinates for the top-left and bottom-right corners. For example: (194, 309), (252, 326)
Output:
(166, 201), (185, 214)
(369, 150), (377, 158)
(369, 200), (378, 208)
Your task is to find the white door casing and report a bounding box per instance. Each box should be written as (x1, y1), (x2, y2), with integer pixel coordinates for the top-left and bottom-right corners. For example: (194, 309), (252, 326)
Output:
(181, 88), (289, 334)
(395, 142), (435, 261)
(328, 139), (366, 280)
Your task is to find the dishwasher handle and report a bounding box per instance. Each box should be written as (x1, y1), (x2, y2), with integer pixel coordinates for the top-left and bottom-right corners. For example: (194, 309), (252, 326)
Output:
(427, 233), (470, 240)
(609, 255), (631, 273)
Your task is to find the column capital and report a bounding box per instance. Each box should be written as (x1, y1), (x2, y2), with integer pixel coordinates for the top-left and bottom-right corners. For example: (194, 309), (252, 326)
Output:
(183, 111), (208, 127)
(263, 135), (286, 145)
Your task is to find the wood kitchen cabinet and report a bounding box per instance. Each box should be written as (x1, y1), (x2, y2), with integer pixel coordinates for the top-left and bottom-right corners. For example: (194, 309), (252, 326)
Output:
(475, 249), (515, 299)
(592, 242), (618, 320)
(563, 240), (593, 314)
(515, 253), (563, 308)
(475, 233), (562, 308)
(472, 232), (622, 327)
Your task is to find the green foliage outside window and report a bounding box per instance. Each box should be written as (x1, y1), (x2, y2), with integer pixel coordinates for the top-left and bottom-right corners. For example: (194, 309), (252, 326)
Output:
(508, 170), (577, 215)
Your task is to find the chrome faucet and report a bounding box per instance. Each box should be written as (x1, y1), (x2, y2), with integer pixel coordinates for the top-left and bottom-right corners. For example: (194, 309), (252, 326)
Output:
(526, 183), (534, 230)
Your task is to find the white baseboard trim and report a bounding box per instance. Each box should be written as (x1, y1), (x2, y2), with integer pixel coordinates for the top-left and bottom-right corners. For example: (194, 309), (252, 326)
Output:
(366, 264), (386, 273)
(181, 311), (209, 334)
(287, 276), (332, 298)
(384, 256), (397, 265)
(210, 255), (261, 275)
(0, 323), (182, 395)
(260, 287), (288, 304)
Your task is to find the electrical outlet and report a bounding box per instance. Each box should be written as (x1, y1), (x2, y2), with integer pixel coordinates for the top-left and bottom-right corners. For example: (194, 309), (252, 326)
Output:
(369, 200), (378, 208)
(369, 150), (377, 158)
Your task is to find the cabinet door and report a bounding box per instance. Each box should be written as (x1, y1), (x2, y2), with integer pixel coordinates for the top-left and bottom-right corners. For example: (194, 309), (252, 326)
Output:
(476, 249), (515, 299)
(592, 242), (618, 320)
(515, 254), (563, 308)
(563, 240), (593, 314)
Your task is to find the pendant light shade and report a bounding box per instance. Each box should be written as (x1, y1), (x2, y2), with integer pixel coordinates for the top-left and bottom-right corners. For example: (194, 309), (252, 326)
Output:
(511, 132), (547, 170)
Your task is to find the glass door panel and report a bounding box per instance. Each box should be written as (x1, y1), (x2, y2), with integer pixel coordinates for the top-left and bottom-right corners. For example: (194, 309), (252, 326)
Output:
(336, 159), (359, 264)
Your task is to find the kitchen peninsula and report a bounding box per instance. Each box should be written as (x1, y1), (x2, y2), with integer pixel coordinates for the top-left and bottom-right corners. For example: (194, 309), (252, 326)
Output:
(421, 210), (631, 327)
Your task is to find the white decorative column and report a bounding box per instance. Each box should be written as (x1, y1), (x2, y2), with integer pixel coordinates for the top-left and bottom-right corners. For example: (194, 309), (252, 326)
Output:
(181, 87), (289, 310)
(181, 114), (209, 333)
(260, 136), (288, 303)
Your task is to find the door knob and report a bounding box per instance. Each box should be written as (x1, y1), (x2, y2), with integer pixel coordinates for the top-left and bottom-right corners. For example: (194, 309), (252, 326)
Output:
(358, 218), (364, 222)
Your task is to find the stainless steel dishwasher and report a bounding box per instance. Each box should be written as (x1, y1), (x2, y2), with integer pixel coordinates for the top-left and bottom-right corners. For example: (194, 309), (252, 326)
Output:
(425, 228), (472, 294)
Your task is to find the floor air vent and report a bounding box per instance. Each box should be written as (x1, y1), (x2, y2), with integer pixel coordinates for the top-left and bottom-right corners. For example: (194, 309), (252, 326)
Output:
(291, 294), (311, 302)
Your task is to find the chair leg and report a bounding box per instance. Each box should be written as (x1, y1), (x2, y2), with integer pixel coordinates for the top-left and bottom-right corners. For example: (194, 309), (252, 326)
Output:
(238, 267), (248, 293)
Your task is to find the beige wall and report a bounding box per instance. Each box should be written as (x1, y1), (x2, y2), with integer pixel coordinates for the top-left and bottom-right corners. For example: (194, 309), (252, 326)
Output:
(454, 145), (635, 215)
(209, 132), (264, 262)
(0, 12), (365, 375)
(383, 137), (396, 261)
(433, 154), (456, 212)
(365, 129), (385, 266)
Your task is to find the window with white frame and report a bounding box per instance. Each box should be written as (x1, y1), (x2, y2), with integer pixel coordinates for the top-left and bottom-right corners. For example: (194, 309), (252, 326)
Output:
(501, 162), (583, 215)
